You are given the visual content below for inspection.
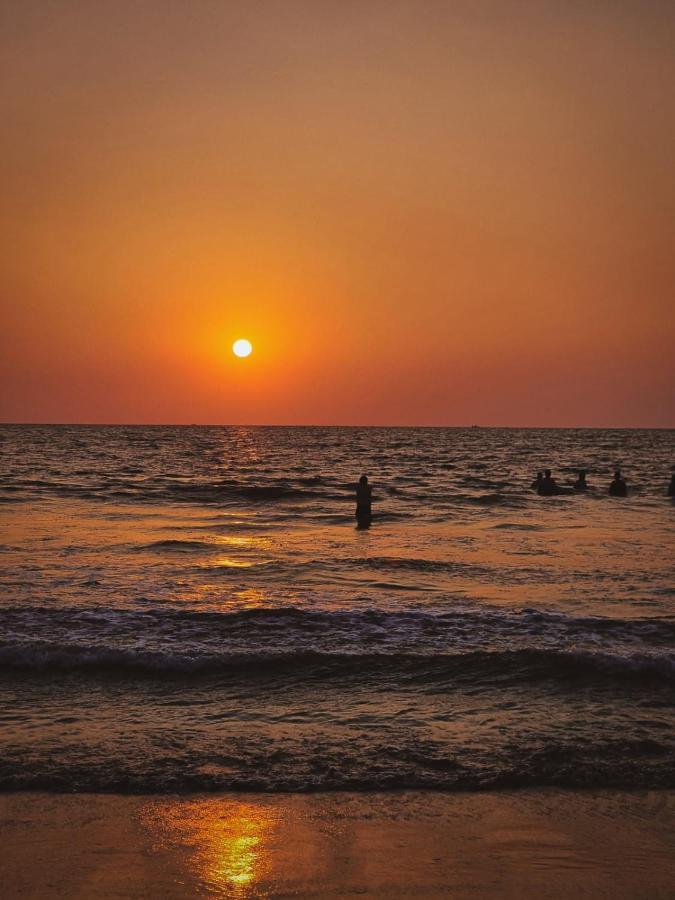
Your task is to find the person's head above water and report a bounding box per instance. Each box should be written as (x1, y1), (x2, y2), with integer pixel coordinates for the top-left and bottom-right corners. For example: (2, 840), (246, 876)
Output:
(544, 469), (552, 478)
(614, 470), (622, 480)
(578, 470), (586, 478)
(359, 474), (368, 485)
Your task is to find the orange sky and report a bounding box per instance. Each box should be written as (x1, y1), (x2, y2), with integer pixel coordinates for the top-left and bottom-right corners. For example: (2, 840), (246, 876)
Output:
(1, 1), (673, 425)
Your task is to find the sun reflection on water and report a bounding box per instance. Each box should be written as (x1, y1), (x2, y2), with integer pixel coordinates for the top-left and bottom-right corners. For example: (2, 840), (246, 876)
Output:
(233, 588), (267, 608)
(215, 535), (272, 549)
(141, 799), (278, 895)
(210, 557), (254, 569)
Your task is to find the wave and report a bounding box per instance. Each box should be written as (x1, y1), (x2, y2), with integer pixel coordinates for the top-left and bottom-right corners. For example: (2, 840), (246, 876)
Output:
(0, 477), (326, 506)
(340, 556), (488, 574)
(467, 492), (511, 506)
(0, 475), (532, 512)
(135, 539), (217, 552)
(1, 642), (672, 685)
(3, 602), (673, 636)
(2, 731), (673, 793)
(490, 522), (543, 531)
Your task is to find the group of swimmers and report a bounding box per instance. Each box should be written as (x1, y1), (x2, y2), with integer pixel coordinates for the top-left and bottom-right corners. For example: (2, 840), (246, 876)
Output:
(355, 471), (675, 524)
(532, 469), (675, 498)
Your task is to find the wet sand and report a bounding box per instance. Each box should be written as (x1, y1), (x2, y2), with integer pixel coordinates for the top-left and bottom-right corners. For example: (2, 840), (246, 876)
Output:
(1, 790), (673, 898)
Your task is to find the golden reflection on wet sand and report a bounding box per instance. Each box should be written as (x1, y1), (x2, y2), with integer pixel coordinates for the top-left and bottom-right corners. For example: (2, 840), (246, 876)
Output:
(128, 792), (675, 899)
(142, 798), (279, 895)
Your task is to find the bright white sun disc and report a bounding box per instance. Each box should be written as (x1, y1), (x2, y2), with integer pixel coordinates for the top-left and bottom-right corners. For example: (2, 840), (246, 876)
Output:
(232, 339), (253, 358)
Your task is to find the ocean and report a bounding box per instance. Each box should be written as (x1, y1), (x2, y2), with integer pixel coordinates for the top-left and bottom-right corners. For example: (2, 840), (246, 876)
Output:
(0, 425), (673, 792)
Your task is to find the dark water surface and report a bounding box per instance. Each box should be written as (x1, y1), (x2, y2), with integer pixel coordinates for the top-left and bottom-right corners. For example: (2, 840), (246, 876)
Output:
(0, 425), (673, 791)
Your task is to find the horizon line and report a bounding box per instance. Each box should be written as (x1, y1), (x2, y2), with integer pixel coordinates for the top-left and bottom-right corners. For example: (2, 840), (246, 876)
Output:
(1, 422), (674, 430)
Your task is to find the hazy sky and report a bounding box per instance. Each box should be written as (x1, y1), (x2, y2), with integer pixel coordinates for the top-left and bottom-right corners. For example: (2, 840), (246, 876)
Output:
(1, 1), (674, 425)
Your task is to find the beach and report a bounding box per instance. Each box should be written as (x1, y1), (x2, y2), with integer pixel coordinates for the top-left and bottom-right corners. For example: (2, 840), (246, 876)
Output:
(2, 790), (674, 898)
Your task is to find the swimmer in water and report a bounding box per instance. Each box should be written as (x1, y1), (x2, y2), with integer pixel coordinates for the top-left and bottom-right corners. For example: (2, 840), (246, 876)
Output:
(574, 470), (589, 491)
(537, 469), (559, 496)
(355, 474), (372, 527)
(609, 470), (627, 497)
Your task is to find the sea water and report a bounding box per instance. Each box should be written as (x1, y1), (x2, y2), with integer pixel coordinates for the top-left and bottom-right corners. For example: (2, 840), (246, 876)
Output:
(0, 425), (673, 791)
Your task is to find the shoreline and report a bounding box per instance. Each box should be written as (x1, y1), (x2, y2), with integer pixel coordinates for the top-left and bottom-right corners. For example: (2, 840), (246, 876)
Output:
(2, 788), (673, 898)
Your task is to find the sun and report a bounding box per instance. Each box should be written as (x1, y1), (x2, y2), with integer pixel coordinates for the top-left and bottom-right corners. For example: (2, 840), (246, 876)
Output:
(232, 338), (253, 358)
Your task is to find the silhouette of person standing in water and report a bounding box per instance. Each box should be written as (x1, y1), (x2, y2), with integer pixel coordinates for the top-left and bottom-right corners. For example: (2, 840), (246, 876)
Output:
(574, 470), (589, 491)
(609, 470), (627, 497)
(355, 474), (372, 527)
(537, 469), (559, 496)
(667, 474), (675, 497)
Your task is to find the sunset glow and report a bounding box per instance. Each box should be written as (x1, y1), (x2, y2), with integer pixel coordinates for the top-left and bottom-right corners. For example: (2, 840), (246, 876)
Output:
(0, 2), (673, 426)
